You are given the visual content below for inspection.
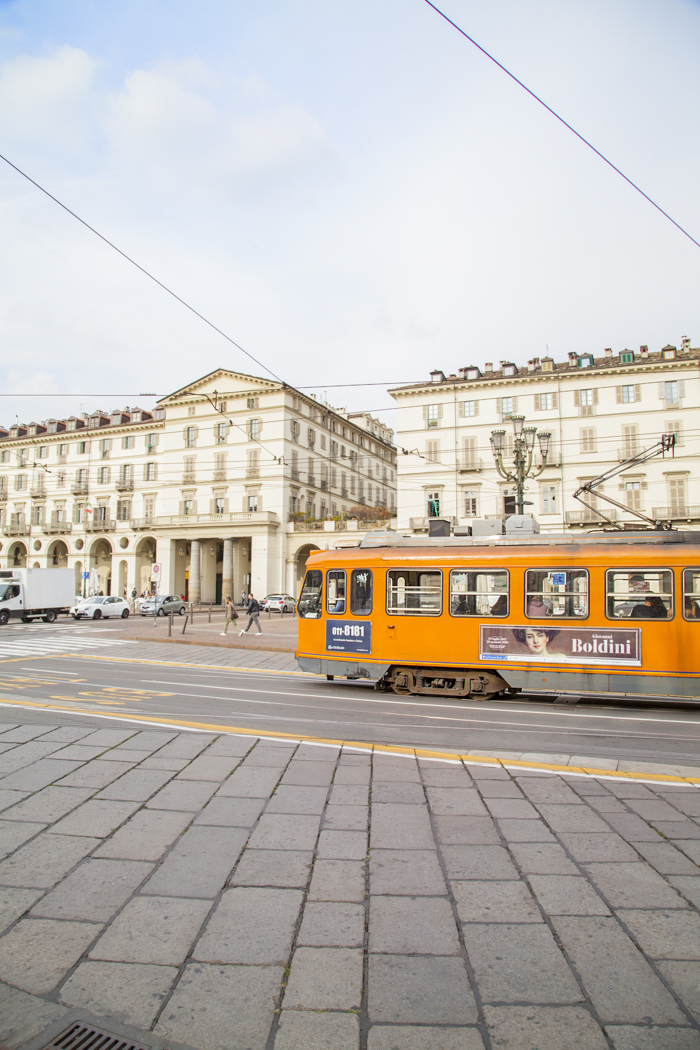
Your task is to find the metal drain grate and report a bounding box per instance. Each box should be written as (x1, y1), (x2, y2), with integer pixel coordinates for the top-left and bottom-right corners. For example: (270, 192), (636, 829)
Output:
(40, 1021), (152, 1050)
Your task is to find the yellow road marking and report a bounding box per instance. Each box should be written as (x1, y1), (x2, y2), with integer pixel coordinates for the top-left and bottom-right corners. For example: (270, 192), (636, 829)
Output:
(0, 695), (697, 786)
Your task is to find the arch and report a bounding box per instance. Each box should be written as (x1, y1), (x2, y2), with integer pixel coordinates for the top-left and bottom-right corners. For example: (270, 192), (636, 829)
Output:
(8, 542), (27, 568)
(135, 536), (157, 596)
(295, 543), (321, 594)
(118, 559), (128, 597)
(32, 561), (41, 569)
(88, 537), (113, 596)
(47, 540), (69, 568)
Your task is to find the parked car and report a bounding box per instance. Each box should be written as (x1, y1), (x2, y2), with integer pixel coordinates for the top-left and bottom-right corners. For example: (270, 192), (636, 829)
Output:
(71, 596), (131, 620)
(139, 594), (187, 617)
(262, 594), (297, 613)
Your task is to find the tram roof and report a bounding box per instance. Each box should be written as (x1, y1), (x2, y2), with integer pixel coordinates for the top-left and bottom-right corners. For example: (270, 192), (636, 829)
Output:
(355, 529), (700, 550)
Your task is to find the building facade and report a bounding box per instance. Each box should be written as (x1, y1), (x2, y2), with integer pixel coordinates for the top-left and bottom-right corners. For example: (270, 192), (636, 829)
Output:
(0, 369), (397, 600)
(390, 340), (699, 533)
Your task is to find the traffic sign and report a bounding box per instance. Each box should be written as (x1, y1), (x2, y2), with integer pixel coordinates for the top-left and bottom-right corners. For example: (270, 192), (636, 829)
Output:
(81, 571), (89, 579)
(151, 563), (161, 580)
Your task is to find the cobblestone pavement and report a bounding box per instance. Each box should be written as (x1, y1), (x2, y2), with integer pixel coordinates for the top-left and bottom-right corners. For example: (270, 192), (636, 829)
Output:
(1, 721), (700, 1050)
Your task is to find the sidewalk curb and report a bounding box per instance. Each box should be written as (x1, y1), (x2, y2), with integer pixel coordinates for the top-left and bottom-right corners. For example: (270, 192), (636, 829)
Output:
(118, 634), (294, 655)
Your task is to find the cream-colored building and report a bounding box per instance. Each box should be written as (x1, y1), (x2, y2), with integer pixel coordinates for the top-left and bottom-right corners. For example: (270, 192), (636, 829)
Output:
(0, 369), (397, 600)
(390, 339), (699, 533)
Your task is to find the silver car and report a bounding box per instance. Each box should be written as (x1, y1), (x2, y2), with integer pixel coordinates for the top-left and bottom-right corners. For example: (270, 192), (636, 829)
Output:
(139, 594), (187, 617)
(71, 596), (131, 620)
(262, 594), (297, 613)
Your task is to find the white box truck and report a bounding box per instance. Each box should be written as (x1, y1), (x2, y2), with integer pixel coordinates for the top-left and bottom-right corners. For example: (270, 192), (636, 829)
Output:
(0, 568), (75, 625)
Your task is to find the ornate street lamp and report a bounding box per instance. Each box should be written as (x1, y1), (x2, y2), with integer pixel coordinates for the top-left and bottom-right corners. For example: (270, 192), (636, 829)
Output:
(490, 416), (551, 516)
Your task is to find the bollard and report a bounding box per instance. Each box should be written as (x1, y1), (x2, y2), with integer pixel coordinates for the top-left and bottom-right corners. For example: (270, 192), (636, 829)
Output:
(168, 612), (172, 637)
(208, 606), (211, 623)
(182, 614), (188, 635)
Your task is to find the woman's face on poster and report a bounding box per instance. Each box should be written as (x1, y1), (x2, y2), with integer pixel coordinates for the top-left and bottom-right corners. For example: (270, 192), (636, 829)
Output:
(525, 628), (549, 654)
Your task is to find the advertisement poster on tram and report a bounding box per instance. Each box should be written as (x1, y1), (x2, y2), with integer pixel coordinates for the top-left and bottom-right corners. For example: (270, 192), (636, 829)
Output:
(479, 625), (641, 667)
(326, 620), (372, 654)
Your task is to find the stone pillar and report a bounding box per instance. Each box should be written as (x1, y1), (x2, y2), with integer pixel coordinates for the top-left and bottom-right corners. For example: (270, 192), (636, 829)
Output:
(189, 539), (201, 605)
(222, 538), (234, 604)
(286, 557), (296, 598)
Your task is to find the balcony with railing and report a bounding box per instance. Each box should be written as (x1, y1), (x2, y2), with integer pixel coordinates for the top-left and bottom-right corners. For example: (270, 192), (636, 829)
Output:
(213, 469), (227, 482)
(652, 505), (700, 521)
(456, 453), (483, 472)
(130, 518), (157, 531)
(71, 482), (89, 496)
(245, 466), (260, 479)
(320, 480), (328, 491)
(43, 518), (72, 534)
(0, 488), (8, 502)
(617, 448), (641, 462)
(291, 468), (300, 482)
(116, 477), (134, 492)
(3, 517), (30, 536)
(182, 472), (196, 485)
(84, 517), (116, 532)
(307, 475), (316, 488)
(30, 485), (47, 498)
(158, 511), (279, 527)
(565, 508), (618, 524)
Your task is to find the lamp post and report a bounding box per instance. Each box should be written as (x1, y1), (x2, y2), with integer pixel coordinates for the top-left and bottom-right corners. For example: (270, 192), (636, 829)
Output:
(490, 416), (551, 515)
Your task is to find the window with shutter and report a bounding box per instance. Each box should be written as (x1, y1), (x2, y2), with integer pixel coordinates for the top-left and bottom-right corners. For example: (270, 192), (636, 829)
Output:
(425, 440), (439, 463)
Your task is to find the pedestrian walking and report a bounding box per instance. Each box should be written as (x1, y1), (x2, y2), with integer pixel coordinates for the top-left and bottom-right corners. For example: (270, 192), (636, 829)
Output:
(240, 588), (247, 607)
(240, 593), (263, 635)
(220, 595), (239, 636)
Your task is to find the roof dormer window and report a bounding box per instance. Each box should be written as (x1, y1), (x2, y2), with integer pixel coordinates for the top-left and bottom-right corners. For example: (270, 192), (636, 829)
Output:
(502, 363), (517, 377)
(662, 345), (677, 360)
(430, 370), (445, 384)
(620, 351), (634, 364)
(579, 354), (594, 368)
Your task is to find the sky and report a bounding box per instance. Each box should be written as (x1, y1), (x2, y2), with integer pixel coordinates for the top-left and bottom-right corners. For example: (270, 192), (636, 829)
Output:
(0, 0), (698, 434)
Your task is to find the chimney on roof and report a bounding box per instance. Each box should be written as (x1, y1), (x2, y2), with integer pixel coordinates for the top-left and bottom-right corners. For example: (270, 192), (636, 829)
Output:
(681, 336), (691, 353)
(499, 360), (506, 369)
(531, 357), (540, 370)
(640, 345), (649, 359)
(484, 362), (493, 372)
(568, 352), (578, 364)
(604, 347), (612, 358)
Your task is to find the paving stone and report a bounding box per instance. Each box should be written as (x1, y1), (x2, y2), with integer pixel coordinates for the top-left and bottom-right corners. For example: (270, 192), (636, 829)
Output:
(372, 782), (426, 804)
(476, 781), (525, 799)
(155, 734), (217, 759)
(90, 894), (211, 964)
(372, 760), (421, 784)
(585, 862), (689, 909)
(266, 785), (329, 814)
(0, 833), (100, 887)
(31, 858), (153, 921)
(247, 813), (320, 851)
(657, 961), (700, 1023)
(441, 844), (519, 880)
(508, 842), (579, 874)
(1, 787), (91, 826)
(54, 759), (137, 789)
(371, 804), (434, 849)
(466, 764), (510, 779)
(558, 833), (641, 863)
(656, 793), (700, 818)
(195, 886), (303, 964)
(0, 789), (29, 814)
(535, 804), (611, 832)
(38, 727), (94, 743)
(49, 799), (141, 837)
(484, 1005), (608, 1050)
(605, 1026), (700, 1050)
(0, 742), (68, 774)
(605, 813), (666, 841)
(101, 749), (153, 763)
(275, 1011), (359, 1050)
(280, 761), (336, 786)
(112, 731), (175, 751)
(307, 858), (366, 901)
(516, 780), (583, 804)
(138, 757), (190, 771)
(676, 842), (700, 865)
(625, 799), (691, 821)
(463, 923), (582, 1004)
(368, 954), (477, 1023)
(367, 1026), (485, 1050)
(669, 877), (700, 910)
(242, 746), (296, 766)
(317, 829), (367, 859)
(339, 752), (371, 763)
(370, 849), (446, 895)
(176, 755), (242, 781)
(232, 849), (313, 888)
(419, 766), (474, 787)
(143, 825), (248, 898)
(484, 798), (541, 819)
(652, 822), (700, 840)
(496, 818), (556, 842)
(146, 778), (218, 810)
(204, 736), (256, 757)
(0, 820), (44, 859)
(323, 804), (368, 830)
(0, 916), (101, 994)
(284, 946), (363, 1009)
(587, 796), (629, 814)
(50, 744), (109, 761)
(59, 959), (178, 1029)
(369, 896), (460, 954)
(427, 788), (489, 816)
(453, 880), (542, 923)
(154, 961), (282, 1050)
(194, 795), (265, 826)
(434, 815), (501, 845)
(297, 901), (365, 946)
(567, 779), (613, 796)
(329, 783), (369, 805)
(333, 765), (371, 785)
(95, 768), (176, 801)
(93, 808), (194, 860)
(216, 766), (282, 797)
(295, 744), (341, 761)
(0, 758), (87, 792)
(0, 725), (55, 742)
(527, 875), (610, 915)
(605, 782), (659, 799)
(630, 840), (700, 875)
(618, 908), (700, 959)
(552, 915), (686, 1023)
(0, 887), (43, 934)
(0, 980), (69, 1050)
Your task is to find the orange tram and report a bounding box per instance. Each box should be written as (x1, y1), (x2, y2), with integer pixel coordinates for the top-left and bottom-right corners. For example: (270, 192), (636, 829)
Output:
(295, 530), (700, 702)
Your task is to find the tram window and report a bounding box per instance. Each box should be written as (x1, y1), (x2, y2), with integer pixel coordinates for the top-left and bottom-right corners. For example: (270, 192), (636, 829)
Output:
(450, 570), (509, 617)
(326, 570), (346, 614)
(525, 569), (588, 618)
(351, 569), (372, 615)
(387, 570), (442, 616)
(683, 569), (700, 620)
(606, 569), (673, 620)
(298, 570), (323, 618)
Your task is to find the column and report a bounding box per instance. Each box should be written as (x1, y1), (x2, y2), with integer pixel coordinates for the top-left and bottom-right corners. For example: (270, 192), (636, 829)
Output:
(286, 556), (296, 598)
(222, 538), (234, 603)
(189, 539), (201, 604)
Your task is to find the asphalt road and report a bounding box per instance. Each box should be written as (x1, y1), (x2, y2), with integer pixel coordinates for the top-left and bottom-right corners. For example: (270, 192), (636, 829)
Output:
(2, 624), (700, 767)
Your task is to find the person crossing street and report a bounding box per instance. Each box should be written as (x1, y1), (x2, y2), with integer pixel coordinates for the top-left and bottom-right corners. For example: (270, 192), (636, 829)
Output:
(220, 595), (238, 636)
(240, 593), (263, 635)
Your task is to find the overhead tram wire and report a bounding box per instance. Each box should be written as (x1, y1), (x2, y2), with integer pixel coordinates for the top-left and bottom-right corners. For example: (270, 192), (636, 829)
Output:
(0, 153), (285, 384)
(423, 0), (700, 251)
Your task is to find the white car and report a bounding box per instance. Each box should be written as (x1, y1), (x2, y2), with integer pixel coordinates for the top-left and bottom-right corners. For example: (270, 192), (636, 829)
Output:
(71, 596), (131, 620)
(262, 594), (297, 613)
